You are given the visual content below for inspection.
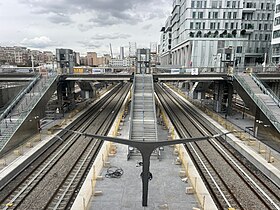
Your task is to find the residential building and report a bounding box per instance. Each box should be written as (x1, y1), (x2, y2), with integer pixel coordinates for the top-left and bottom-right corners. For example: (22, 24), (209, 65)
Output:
(160, 0), (274, 70)
(129, 42), (137, 57)
(56, 48), (75, 73)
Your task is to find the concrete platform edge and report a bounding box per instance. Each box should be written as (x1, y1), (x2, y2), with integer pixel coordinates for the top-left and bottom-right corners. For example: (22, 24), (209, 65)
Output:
(70, 89), (131, 210)
(169, 86), (280, 188)
(157, 94), (218, 210)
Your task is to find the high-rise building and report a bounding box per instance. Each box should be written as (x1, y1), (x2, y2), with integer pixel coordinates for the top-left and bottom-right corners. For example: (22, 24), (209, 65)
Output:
(120, 47), (125, 59)
(56, 48), (75, 73)
(272, 0), (280, 64)
(87, 52), (98, 66)
(160, 0), (274, 70)
(129, 42), (137, 57)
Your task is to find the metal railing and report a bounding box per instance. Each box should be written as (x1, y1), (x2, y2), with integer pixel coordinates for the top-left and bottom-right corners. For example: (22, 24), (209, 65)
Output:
(251, 73), (280, 107)
(234, 73), (280, 132)
(0, 74), (41, 121)
(0, 73), (58, 150)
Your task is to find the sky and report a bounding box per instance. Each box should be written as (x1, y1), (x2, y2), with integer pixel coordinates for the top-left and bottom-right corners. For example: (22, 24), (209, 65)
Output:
(0, 0), (172, 56)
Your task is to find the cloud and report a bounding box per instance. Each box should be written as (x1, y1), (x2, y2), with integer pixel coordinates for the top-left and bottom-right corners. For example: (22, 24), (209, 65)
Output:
(20, 36), (56, 48)
(48, 13), (73, 25)
(91, 33), (131, 40)
(77, 40), (103, 49)
(142, 24), (153, 30)
(19, 0), (171, 26)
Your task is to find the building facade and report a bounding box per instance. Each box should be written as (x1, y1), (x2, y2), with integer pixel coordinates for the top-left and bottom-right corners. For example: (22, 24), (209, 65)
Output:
(272, 0), (280, 64)
(160, 0), (274, 70)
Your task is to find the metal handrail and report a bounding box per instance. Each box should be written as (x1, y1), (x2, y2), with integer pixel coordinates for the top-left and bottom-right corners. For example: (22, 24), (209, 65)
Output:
(234, 74), (280, 132)
(251, 73), (280, 107)
(128, 73), (136, 141)
(0, 74), (41, 122)
(0, 73), (58, 149)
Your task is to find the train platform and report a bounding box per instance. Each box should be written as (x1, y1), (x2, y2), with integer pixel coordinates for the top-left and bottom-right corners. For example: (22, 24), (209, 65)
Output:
(1, 85), (280, 210)
(89, 113), (201, 210)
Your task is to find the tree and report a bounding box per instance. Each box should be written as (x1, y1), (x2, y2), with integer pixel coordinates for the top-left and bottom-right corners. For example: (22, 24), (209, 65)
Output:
(196, 30), (202, 37)
(214, 30), (219, 38)
(232, 29), (237, 37)
(241, 29), (246, 35)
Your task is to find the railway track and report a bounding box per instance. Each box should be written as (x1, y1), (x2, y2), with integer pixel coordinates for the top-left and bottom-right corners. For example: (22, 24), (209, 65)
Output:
(155, 83), (280, 210)
(0, 82), (131, 209)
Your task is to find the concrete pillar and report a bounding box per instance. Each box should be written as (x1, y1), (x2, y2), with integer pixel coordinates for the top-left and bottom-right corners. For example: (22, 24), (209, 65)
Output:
(227, 82), (234, 116)
(57, 81), (64, 112)
(67, 81), (76, 110)
(213, 81), (223, 113)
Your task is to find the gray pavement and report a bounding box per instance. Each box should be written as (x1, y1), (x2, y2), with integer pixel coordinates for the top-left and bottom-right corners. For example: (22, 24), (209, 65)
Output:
(89, 114), (200, 210)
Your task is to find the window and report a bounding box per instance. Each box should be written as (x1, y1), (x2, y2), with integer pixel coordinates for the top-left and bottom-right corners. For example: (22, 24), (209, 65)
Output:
(228, 12), (231, 19)
(210, 22), (216, 29)
(217, 22), (220, 29)
(195, 22), (201, 29)
(225, 22), (228, 29)
(191, 1), (195, 8)
(231, 23), (234, 29)
(198, 12), (203, 18)
(236, 46), (242, 53)
(264, 24), (267, 30)
(259, 24), (262, 30)
(255, 34), (258, 40)
(267, 3), (270, 10)
(203, 22), (205, 29)
(233, 12), (237, 19)
(261, 3), (264, 9)
(227, 1), (230, 7)
(190, 22), (194, 29)
(193, 12), (196, 18)
(259, 34), (262, 40)
(219, 1), (222, 8)
(232, 1), (236, 8)
(204, 1), (207, 8)
(265, 34), (268, 40)
(212, 1), (218, 8)
(223, 12), (226, 18)
(267, 14), (270, 20)
(208, 12), (211, 18)
(213, 12), (218, 18)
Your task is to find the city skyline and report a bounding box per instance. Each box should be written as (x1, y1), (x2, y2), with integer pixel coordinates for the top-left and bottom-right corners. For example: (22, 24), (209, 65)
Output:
(0, 0), (171, 56)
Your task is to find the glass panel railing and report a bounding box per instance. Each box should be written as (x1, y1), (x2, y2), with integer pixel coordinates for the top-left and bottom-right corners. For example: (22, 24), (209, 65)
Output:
(251, 73), (280, 107)
(128, 74), (136, 141)
(0, 73), (58, 150)
(0, 74), (40, 121)
(234, 74), (280, 132)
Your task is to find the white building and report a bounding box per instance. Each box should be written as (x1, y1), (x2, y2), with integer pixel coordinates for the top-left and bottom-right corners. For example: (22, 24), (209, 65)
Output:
(272, 0), (280, 64)
(109, 58), (128, 67)
(160, 0), (274, 70)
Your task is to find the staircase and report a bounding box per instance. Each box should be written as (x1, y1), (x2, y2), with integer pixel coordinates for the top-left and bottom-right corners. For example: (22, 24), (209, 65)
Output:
(129, 74), (158, 158)
(234, 73), (280, 132)
(0, 73), (58, 154)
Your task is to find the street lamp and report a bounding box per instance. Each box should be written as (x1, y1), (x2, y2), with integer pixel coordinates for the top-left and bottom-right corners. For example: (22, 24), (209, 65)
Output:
(58, 128), (239, 207)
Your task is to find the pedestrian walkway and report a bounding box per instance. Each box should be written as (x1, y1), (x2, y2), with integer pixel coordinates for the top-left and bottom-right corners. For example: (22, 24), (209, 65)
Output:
(89, 113), (200, 210)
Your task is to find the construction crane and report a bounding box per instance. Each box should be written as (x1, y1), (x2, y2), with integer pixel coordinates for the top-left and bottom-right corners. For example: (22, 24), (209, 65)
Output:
(109, 43), (113, 59)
